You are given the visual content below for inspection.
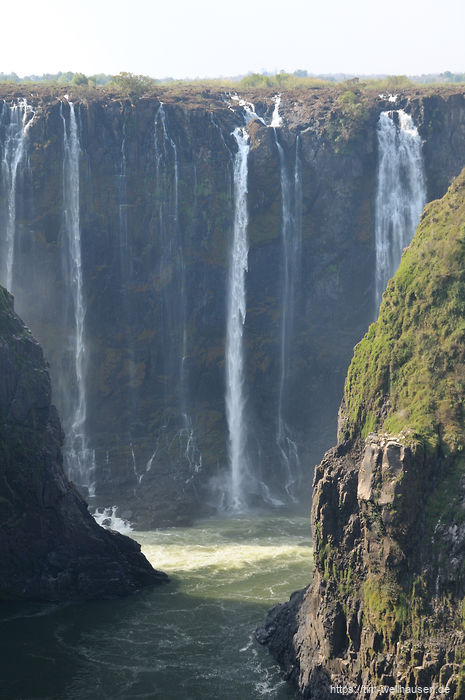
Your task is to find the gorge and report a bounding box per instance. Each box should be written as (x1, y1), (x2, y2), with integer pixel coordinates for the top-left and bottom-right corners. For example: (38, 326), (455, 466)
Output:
(3, 81), (465, 698)
(258, 165), (465, 699)
(1, 84), (465, 527)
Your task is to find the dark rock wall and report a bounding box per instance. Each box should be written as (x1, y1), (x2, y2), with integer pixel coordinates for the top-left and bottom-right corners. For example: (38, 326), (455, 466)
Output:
(0, 285), (167, 600)
(3, 87), (465, 525)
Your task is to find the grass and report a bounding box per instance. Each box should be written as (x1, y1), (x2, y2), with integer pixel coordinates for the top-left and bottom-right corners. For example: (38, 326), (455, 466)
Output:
(1, 72), (464, 105)
(344, 169), (465, 456)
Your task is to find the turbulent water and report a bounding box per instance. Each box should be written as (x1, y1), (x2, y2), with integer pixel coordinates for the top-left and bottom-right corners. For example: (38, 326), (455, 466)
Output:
(1, 515), (312, 700)
(375, 109), (426, 312)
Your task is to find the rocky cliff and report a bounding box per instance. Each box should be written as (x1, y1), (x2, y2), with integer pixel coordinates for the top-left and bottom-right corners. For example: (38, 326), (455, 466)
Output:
(257, 169), (465, 697)
(0, 286), (168, 600)
(1, 84), (465, 525)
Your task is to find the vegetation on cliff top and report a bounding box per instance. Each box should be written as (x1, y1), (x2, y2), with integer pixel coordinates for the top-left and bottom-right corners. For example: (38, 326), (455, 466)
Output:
(344, 167), (465, 455)
(0, 70), (463, 102)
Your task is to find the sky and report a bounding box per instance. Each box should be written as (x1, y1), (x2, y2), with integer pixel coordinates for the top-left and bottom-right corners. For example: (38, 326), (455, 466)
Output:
(1, 0), (464, 79)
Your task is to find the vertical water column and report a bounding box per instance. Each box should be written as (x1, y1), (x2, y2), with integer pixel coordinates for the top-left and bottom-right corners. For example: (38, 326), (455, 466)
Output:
(272, 96), (303, 499)
(152, 104), (201, 475)
(225, 127), (250, 510)
(61, 100), (93, 494)
(154, 102), (179, 233)
(0, 100), (34, 292)
(154, 103), (181, 382)
(118, 120), (138, 409)
(375, 110), (426, 312)
(270, 94), (282, 128)
(119, 120), (128, 250)
(294, 134), (303, 249)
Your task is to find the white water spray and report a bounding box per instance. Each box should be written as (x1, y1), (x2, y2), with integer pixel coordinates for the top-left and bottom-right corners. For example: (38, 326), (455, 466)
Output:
(93, 506), (133, 534)
(225, 127), (250, 510)
(375, 110), (426, 312)
(228, 93), (264, 125)
(0, 100), (34, 291)
(272, 116), (302, 498)
(270, 94), (283, 128)
(119, 121), (128, 248)
(155, 102), (179, 222)
(154, 103), (202, 473)
(61, 100), (93, 492)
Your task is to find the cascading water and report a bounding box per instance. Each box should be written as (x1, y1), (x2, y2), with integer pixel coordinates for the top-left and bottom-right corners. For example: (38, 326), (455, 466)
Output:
(228, 94), (265, 125)
(93, 506), (133, 534)
(151, 103), (202, 476)
(270, 94), (283, 128)
(117, 119), (139, 424)
(119, 120), (128, 250)
(225, 127), (250, 510)
(294, 134), (303, 244)
(272, 100), (302, 499)
(61, 99), (93, 494)
(375, 110), (426, 312)
(0, 99), (34, 292)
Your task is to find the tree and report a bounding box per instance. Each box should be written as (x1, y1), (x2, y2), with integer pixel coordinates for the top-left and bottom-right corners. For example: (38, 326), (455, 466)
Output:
(72, 73), (89, 86)
(111, 72), (155, 99)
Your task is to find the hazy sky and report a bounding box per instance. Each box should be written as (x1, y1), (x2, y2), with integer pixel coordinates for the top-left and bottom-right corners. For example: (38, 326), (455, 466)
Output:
(2, 0), (464, 78)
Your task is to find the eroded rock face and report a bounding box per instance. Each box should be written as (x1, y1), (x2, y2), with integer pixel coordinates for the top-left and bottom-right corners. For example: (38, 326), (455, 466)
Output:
(3, 86), (465, 525)
(0, 287), (168, 600)
(258, 436), (463, 698)
(258, 170), (465, 698)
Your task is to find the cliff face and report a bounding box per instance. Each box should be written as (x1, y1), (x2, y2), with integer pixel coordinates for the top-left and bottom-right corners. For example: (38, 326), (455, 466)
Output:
(2, 85), (465, 525)
(0, 286), (167, 600)
(258, 170), (465, 698)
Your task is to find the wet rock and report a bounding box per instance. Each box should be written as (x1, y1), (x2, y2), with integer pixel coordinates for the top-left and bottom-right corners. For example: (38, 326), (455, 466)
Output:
(0, 288), (168, 601)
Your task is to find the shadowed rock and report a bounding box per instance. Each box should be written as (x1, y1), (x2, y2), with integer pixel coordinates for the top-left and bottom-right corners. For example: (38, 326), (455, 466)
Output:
(0, 287), (168, 600)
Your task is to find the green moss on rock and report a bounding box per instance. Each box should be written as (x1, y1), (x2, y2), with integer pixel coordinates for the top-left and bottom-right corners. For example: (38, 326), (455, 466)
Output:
(344, 168), (465, 456)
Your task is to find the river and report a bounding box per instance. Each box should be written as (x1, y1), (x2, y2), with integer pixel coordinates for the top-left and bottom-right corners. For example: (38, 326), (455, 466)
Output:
(1, 513), (313, 699)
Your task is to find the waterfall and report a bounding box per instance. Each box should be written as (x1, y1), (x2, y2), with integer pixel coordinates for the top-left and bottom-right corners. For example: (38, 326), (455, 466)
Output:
(61, 100), (93, 494)
(229, 94), (264, 124)
(375, 110), (426, 311)
(225, 127), (250, 510)
(119, 120), (128, 250)
(153, 103), (201, 474)
(154, 103), (182, 401)
(0, 100), (34, 292)
(270, 94), (283, 128)
(117, 119), (139, 432)
(154, 102), (178, 224)
(294, 134), (302, 243)
(273, 120), (302, 499)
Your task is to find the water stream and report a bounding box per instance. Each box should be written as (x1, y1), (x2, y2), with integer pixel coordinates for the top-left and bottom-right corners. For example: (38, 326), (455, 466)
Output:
(272, 101), (303, 500)
(225, 128), (250, 510)
(1, 514), (312, 700)
(374, 109), (426, 312)
(0, 99), (34, 292)
(61, 99), (93, 494)
(152, 103), (202, 477)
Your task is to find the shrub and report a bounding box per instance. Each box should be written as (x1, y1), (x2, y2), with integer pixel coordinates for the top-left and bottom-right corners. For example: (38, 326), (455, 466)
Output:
(110, 72), (156, 99)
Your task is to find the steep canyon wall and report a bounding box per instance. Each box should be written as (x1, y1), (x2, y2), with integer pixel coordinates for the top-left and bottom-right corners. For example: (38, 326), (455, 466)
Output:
(258, 168), (465, 699)
(1, 85), (465, 525)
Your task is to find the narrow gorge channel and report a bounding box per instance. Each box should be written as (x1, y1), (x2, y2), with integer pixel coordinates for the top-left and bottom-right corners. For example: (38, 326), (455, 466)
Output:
(2, 83), (465, 698)
(1, 515), (312, 699)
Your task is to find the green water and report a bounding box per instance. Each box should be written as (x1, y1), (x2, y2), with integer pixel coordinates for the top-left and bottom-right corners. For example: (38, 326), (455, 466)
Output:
(1, 514), (313, 700)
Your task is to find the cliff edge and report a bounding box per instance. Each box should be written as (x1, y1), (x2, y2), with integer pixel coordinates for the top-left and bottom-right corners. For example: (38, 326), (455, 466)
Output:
(0, 287), (168, 600)
(258, 169), (465, 697)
